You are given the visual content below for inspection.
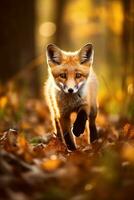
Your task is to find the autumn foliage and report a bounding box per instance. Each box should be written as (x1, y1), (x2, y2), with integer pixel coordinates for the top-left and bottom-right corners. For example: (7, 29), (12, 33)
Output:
(0, 83), (134, 200)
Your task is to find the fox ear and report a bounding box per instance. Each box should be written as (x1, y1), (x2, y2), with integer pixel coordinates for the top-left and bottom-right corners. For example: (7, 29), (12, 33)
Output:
(79, 43), (94, 64)
(46, 44), (62, 65)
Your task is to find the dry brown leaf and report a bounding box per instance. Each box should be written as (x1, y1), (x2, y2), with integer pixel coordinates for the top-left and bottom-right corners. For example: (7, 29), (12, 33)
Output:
(17, 134), (29, 152)
(0, 96), (8, 108)
(123, 124), (134, 139)
(33, 143), (46, 157)
(16, 134), (33, 163)
(44, 137), (67, 155)
(41, 158), (63, 172)
(0, 129), (18, 152)
(121, 143), (134, 162)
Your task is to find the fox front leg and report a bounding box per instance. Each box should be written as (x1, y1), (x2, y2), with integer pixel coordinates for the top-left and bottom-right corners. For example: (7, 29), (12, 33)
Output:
(55, 119), (63, 140)
(89, 107), (98, 143)
(57, 116), (76, 151)
(73, 109), (87, 137)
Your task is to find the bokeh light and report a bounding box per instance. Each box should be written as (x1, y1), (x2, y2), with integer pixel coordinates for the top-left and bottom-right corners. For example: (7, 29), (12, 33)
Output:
(39, 22), (56, 37)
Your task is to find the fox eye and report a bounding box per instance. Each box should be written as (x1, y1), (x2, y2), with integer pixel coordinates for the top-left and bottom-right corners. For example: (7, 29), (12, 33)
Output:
(59, 73), (66, 79)
(76, 73), (82, 79)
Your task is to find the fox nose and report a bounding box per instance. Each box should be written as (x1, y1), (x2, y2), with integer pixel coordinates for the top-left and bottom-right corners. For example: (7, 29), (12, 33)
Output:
(68, 88), (74, 93)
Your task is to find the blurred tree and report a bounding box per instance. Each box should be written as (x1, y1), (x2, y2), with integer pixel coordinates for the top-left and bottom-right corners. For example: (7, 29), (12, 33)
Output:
(122, 0), (134, 91)
(0, 0), (35, 83)
(53, 0), (70, 48)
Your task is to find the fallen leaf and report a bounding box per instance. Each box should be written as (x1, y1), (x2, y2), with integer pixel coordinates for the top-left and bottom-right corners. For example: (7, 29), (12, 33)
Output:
(123, 124), (134, 139)
(41, 158), (63, 172)
(121, 143), (134, 162)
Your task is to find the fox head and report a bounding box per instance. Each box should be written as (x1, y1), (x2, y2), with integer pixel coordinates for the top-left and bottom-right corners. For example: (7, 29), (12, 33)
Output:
(46, 43), (94, 94)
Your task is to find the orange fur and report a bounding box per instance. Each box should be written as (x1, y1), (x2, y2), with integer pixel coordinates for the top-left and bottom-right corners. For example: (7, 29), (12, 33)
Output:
(44, 44), (98, 150)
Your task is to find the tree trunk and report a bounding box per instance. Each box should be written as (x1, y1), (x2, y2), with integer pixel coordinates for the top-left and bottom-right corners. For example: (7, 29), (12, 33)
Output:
(0, 0), (35, 83)
(53, 0), (70, 48)
(122, 0), (134, 91)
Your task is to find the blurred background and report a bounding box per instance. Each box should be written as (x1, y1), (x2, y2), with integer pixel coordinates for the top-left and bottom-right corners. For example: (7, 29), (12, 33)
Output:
(0, 0), (134, 122)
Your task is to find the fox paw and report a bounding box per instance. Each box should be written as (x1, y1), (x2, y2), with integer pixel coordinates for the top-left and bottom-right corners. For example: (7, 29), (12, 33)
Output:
(64, 132), (76, 151)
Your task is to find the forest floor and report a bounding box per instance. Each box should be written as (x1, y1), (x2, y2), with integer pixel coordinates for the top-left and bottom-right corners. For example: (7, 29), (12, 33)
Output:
(0, 83), (134, 200)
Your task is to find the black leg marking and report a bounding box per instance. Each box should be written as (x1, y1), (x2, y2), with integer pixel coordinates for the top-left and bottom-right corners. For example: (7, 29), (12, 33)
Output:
(73, 110), (87, 137)
(56, 117), (76, 151)
(89, 108), (98, 143)
(90, 122), (98, 143)
(64, 132), (76, 151)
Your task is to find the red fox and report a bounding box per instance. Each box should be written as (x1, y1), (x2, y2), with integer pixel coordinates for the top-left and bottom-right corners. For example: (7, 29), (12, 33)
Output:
(44, 43), (98, 150)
